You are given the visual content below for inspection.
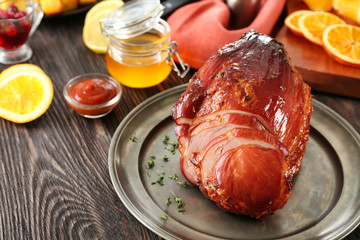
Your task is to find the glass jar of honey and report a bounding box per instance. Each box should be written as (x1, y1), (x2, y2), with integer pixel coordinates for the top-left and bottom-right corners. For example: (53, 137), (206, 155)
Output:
(100, 0), (189, 88)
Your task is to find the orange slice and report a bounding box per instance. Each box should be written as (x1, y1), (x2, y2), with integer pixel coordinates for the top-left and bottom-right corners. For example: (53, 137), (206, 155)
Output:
(0, 67), (53, 123)
(323, 24), (360, 67)
(299, 11), (346, 46)
(284, 10), (313, 36)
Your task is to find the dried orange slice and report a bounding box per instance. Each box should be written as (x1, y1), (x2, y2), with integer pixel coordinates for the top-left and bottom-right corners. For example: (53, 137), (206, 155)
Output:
(285, 10), (313, 36)
(303, 0), (333, 11)
(299, 11), (346, 45)
(0, 66), (53, 123)
(323, 24), (360, 67)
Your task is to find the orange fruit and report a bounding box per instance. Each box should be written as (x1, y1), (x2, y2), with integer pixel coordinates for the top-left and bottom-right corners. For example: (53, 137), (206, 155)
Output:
(61, 0), (78, 12)
(333, 0), (360, 24)
(298, 11), (346, 45)
(40, 0), (64, 15)
(303, 0), (333, 11)
(0, 65), (53, 123)
(285, 10), (313, 36)
(323, 24), (360, 67)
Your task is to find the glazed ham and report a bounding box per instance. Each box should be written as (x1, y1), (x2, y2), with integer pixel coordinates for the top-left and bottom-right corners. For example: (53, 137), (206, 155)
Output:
(171, 31), (313, 220)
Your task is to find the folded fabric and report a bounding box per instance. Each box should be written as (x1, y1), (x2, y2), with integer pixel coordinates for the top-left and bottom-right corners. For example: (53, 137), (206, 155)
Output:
(167, 0), (286, 69)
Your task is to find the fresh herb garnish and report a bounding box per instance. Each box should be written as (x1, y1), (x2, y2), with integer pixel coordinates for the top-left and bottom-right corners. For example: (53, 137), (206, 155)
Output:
(160, 214), (169, 222)
(177, 180), (188, 189)
(152, 176), (164, 186)
(146, 155), (156, 169)
(163, 155), (169, 161)
(170, 191), (185, 212)
(162, 135), (169, 144)
(170, 141), (179, 147)
(129, 134), (137, 142)
(169, 173), (178, 180)
(146, 158), (155, 169)
(166, 197), (172, 206)
(166, 141), (179, 155)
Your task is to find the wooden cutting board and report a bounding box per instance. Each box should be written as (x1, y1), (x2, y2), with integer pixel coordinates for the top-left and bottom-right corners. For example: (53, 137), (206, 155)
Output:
(275, 0), (360, 98)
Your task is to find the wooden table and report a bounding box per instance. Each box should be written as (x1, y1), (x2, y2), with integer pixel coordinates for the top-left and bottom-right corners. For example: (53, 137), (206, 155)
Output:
(0, 10), (359, 240)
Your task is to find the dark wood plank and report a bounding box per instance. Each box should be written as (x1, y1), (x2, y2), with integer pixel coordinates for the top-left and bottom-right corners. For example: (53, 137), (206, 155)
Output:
(0, 12), (172, 240)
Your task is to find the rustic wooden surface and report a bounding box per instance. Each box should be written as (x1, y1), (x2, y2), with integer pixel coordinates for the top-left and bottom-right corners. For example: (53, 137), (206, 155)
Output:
(0, 7), (359, 240)
(275, 0), (360, 98)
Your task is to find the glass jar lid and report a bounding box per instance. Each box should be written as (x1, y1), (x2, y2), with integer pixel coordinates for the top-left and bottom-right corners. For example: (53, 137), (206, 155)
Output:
(100, 0), (165, 39)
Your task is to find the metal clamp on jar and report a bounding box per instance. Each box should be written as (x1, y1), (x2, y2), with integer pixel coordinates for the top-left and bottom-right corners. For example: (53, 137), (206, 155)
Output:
(100, 0), (190, 88)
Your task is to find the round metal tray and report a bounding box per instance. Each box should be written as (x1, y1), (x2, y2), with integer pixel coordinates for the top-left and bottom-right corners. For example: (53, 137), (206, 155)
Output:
(108, 84), (360, 240)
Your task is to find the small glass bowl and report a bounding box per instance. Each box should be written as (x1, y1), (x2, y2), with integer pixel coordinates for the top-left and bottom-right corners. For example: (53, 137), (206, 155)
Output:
(63, 73), (122, 119)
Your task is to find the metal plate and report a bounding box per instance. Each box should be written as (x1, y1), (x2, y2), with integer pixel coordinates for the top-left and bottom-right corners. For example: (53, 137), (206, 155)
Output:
(108, 84), (360, 240)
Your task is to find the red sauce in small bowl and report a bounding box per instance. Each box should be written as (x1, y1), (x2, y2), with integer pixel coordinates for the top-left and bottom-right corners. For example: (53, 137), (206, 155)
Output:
(63, 73), (122, 118)
(69, 78), (117, 105)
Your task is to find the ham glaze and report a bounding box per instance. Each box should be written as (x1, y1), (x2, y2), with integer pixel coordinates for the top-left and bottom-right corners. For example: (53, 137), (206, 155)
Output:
(171, 31), (313, 220)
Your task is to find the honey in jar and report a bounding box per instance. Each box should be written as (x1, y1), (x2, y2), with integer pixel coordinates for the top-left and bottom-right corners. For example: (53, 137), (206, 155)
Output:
(101, 0), (189, 88)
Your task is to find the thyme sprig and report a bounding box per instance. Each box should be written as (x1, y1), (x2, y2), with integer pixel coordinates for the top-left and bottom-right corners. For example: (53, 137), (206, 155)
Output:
(146, 155), (156, 169)
(169, 173), (178, 180)
(177, 180), (188, 189)
(160, 214), (169, 222)
(170, 190), (185, 212)
(151, 176), (164, 186)
(129, 134), (137, 142)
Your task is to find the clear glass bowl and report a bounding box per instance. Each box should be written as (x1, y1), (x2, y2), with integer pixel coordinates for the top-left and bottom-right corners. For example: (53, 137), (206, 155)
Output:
(63, 73), (122, 119)
(0, 0), (43, 64)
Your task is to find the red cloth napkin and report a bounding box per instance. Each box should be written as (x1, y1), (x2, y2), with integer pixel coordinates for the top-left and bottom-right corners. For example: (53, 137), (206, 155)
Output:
(167, 0), (286, 69)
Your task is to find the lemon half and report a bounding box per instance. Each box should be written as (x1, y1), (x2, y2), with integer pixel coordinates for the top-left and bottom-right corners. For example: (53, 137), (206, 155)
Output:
(83, 0), (124, 54)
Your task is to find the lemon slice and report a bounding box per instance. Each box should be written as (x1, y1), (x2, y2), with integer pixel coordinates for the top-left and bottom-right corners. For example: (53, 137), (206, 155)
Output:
(323, 24), (360, 67)
(298, 11), (346, 46)
(83, 0), (124, 53)
(0, 68), (53, 123)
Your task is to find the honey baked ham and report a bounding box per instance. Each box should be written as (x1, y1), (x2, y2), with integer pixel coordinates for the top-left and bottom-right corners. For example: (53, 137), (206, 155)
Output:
(171, 31), (313, 220)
